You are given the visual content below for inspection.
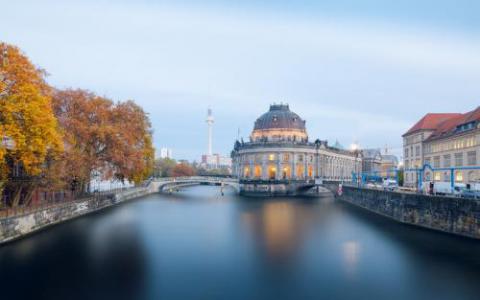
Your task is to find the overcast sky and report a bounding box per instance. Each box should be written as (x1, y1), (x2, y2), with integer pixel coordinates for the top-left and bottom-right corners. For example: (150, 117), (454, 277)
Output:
(2, 0), (479, 160)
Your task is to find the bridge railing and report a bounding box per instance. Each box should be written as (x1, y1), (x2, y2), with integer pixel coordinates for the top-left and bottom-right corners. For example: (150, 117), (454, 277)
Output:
(152, 176), (238, 183)
(0, 185), (148, 220)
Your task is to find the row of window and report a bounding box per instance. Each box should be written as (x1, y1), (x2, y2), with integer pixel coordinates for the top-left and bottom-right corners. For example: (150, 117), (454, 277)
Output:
(424, 151), (477, 168)
(404, 159), (421, 169)
(404, 145), (421, 158)
(405, 170), (478, 183)
(404, 133), (424, 146)
(456, 121), (478, 133)
(239, 153), (314, 163)
(424, 137), (478, 154)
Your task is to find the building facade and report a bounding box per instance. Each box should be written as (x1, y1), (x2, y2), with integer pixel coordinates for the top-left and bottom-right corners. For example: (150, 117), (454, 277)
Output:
(159, 147), (173, 159)
(403, 107), (480, 188)
(231, 104), (361, 196)
(361, 149), (382, 174)
(201, 154), (232, 170)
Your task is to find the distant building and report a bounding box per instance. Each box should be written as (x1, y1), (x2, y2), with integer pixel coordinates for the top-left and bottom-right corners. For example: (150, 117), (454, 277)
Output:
(361, 148), (399, 180)
(201, 154), (232, 169)
(159, 148), (173, 159)
(380, 148), (399, 178)
(403, 107), (480, 188)
(361, 149), (382, 174)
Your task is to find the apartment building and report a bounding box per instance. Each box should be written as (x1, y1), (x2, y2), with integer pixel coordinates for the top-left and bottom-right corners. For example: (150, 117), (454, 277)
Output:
(403, 107), (480, 188)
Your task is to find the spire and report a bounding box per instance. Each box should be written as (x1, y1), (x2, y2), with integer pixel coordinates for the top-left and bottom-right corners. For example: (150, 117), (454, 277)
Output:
(206, 107), (214, 156)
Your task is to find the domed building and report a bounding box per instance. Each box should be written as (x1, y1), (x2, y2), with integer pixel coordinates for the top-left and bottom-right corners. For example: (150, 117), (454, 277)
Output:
(231, 104), (362, 196)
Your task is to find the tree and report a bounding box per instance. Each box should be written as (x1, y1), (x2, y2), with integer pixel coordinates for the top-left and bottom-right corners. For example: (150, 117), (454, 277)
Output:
(398, 169), (404, 187)
(52, 89), (155, 192)
(0, 43), (63, 206)
(109, 100), (154, 183)
(154, 158), (176, 177)
(52, 89), (113, 193)
(171, 163), (195, 177)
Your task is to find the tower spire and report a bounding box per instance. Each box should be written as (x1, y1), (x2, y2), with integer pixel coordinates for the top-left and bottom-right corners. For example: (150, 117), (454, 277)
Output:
(206, 107), (214, 156)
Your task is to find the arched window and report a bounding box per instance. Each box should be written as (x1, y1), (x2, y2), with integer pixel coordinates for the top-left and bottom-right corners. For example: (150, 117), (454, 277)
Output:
(455, 171), (463, 182)
(254, 165), (262, 178)
(244, 166), (250, 178)
(296, 165), (304, 179)
(269, 166), (277, 180)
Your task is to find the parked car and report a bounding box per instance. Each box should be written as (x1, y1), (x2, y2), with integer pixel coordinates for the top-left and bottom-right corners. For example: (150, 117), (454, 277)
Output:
(460, 188), (480, 199)
(382, 179), (398, 191)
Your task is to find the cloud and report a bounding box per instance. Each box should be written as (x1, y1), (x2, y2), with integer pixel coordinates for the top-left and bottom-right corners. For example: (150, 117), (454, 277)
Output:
(2, 1), (479, 160)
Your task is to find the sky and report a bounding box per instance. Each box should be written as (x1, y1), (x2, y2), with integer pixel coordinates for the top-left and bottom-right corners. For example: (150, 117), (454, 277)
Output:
(2, 0), (480, 161)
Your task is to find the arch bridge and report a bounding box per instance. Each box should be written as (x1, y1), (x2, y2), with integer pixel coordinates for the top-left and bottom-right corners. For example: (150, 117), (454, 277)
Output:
(151, 176), (240, 194)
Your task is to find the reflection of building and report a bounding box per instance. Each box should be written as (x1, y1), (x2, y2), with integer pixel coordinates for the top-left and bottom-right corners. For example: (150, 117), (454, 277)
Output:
(159, 147), (173, 159)
(231, 104), (361, 196)
(239, 198), (335, 263)
(403, 107), (480, 187)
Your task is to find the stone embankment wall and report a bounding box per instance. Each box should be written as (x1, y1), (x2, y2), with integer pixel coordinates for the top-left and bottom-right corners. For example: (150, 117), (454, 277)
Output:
(340, 185), (480, 239)
(0, 187), (152, 245)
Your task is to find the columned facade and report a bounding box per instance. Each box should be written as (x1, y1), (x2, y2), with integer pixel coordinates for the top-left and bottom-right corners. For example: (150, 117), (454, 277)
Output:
(231, 104), (361, 196)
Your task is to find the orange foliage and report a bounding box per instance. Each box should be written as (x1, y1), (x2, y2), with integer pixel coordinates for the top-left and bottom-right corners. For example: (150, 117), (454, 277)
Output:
(0, 41), (155, 202)
(52, 89), (154, 187)
(172, 163), (195, 177)
(0, 42), (62, 179)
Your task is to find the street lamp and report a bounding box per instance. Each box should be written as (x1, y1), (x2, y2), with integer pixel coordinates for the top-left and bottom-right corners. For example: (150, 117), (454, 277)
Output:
(314, 139), (321, 180)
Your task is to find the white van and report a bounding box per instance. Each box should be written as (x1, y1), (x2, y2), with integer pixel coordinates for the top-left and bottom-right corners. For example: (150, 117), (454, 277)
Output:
(422, 181), (466, 196)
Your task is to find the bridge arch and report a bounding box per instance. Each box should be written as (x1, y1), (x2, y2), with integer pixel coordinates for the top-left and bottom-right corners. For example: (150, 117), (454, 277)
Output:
(152, 177), (240, 194)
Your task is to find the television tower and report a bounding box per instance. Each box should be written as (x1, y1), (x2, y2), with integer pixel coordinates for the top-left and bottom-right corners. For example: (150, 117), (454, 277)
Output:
(206, 107), (214, 156)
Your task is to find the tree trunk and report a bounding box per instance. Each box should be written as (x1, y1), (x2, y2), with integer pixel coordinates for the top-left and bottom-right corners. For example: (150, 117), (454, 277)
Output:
(11, 183), (23, 207)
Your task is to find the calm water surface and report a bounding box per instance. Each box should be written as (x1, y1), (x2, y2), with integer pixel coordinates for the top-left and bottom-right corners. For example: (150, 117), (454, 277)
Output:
(1, 185), (480, 300)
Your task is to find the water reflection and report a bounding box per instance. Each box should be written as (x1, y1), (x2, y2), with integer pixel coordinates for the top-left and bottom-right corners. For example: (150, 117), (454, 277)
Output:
(342, 240), (360, 277)
(0, 206), (148, 300)
(2, 186), (480, 300)
(239, 198), (334, 264)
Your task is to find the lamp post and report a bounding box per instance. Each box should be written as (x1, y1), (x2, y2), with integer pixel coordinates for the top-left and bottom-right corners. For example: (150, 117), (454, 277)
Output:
(314, 139), (321, 180)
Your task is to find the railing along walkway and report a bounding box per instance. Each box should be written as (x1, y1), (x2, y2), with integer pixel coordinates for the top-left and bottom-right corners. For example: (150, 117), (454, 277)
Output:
(0, 186), (146, 220)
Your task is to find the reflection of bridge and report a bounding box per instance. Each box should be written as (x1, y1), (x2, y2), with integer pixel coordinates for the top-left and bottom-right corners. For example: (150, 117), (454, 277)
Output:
(149, 177), (340, 196)
(151, 177), (240, 194)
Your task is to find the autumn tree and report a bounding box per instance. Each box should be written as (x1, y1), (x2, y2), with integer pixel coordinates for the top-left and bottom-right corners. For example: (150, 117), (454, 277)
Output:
(109, 100), (154, 183)
(0, 43), (63, 206)
(52, 89), (154, 192)
(154, 158), (176, 177)
(171, 163), (195, 177)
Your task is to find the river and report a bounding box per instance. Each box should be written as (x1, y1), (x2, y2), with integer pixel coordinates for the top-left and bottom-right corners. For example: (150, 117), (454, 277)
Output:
(1, 185), (480, 300)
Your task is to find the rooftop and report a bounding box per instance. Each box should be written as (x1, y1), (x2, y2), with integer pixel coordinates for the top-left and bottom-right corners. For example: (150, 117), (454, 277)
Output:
(426, 106), (480, 141)
(403, 113), (462, 137)
(253, 104), (307, 132)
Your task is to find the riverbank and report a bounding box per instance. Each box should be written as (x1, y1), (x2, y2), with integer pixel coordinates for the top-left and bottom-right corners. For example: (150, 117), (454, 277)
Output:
(339, 185), (480, 239)
(0, 187), (152, 245)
